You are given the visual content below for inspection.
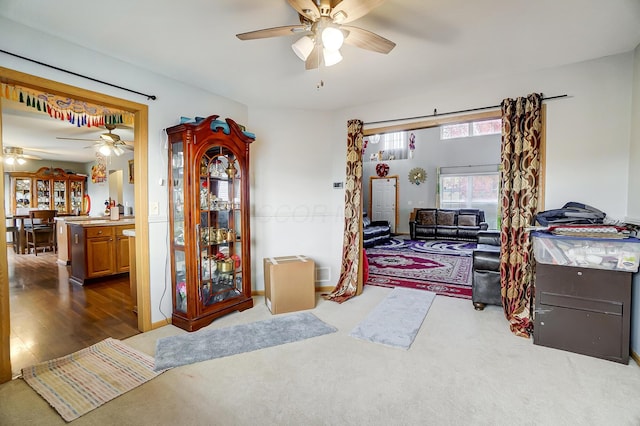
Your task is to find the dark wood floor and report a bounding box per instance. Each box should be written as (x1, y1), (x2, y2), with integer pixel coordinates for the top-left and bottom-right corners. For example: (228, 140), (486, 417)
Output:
(7, 247), (139, 378)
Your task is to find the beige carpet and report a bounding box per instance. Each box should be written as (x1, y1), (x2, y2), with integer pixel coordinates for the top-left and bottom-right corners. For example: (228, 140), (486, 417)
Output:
(1, 285), (640, 425)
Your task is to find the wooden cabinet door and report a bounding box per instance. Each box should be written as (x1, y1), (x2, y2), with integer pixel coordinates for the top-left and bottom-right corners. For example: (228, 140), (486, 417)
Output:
(116, 235), (130, 272)
(86, 236), (115, 277)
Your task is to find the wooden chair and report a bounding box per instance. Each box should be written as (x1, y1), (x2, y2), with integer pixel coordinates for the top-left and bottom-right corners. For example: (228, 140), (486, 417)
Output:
(5, 223), (20, 253)
(24, 210), (57, 256)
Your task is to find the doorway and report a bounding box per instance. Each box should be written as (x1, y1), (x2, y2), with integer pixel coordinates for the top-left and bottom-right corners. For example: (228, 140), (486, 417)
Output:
(0, 66), (151, 383)
(369, 176), (398, 233)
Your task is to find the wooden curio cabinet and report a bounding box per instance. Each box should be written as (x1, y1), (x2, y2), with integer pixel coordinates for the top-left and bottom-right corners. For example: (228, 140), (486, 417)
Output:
(166, 115), (254, 331)
(8, 167), (86, 215)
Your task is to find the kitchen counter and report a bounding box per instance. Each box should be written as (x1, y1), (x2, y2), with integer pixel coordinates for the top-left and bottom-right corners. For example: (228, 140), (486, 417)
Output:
(69, 218), (136, 227)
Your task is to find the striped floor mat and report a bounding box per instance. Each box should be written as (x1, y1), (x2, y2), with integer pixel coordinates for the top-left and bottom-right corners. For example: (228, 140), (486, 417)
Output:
(22, 338), (165, 422)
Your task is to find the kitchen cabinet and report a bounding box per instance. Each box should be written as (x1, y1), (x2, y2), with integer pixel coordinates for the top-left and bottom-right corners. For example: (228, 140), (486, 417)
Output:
(8, 167), (86, 215)
(68, 221), (134, 285)
(165, 115), (255, 331)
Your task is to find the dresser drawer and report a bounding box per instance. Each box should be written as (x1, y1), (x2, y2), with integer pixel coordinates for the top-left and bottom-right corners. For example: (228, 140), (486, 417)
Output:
(535, 263), (630, 301)
(533, 263), (631, 364)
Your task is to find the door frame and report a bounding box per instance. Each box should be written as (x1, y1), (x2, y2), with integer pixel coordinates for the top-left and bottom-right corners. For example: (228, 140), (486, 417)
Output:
(0, 66), (151, 383)
(368, 175), (399, 233)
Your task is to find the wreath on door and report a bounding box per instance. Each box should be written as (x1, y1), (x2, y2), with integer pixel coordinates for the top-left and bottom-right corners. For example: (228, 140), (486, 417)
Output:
(376, 163), (389, 177)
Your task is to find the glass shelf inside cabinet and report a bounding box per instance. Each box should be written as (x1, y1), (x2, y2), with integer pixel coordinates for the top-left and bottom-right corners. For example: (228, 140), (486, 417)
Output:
(174, 251), (187, 313)
(15, 178), (31, 208)
(171, 144), (185, 246)
(36, 179), (50, 209)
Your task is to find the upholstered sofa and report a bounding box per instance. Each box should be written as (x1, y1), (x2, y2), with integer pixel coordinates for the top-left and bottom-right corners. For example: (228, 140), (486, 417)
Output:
(472, 230), (502, 310)
(363, 213), (391, 248)
(409, 208), (488, 241)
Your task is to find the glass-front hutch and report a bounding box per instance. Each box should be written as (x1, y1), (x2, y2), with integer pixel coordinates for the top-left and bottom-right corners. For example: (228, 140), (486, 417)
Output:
(8, 167), (86, 215)
(166, 115), (254, 331)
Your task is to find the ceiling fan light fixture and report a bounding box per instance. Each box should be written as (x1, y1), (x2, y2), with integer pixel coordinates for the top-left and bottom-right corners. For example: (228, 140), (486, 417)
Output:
(321, 26), (344, 51)
(113, 146), (125, 156)
(323, 48), (343, 67)
(3, 147), (30, 165)
(292, 36), (314, 61)
(99, 144), (112, 156)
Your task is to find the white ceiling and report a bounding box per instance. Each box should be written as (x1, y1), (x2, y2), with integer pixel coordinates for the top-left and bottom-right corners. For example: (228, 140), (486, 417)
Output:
(2, 99), (133, 163)
(1, 0), (640, 162)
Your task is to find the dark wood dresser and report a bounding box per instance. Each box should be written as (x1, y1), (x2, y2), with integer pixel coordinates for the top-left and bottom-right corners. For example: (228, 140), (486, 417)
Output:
(534, 263), (631, 364)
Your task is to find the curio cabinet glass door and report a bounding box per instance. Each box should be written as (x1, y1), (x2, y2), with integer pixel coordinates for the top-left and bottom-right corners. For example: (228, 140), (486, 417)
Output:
(166, 115), (254, 331)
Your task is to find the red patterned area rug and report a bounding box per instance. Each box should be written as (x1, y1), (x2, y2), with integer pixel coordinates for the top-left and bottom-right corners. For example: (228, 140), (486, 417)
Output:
(365, 241), (473, 299)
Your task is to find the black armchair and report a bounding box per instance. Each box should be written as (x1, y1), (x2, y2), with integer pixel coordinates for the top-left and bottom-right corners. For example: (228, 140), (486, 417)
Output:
(472, 230), (502, 310)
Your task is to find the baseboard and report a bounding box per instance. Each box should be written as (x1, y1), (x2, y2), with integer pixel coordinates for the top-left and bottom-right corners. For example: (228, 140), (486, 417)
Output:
(252, 286), (335, 297)
(632, 350), (640, 366)
(151, 318), (171, 330)
(152, 288), (336, 328)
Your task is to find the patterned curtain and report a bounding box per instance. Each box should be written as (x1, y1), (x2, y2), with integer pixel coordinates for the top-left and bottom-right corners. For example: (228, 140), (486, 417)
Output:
(500, 93), (542, 337)
(326, 119), (364, 303)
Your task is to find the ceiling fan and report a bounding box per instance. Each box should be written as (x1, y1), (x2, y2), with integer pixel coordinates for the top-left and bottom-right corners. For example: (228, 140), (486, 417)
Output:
(56, 124), (134, 156)
(236, 0), (395, 69)
(2, 146), (42, 165)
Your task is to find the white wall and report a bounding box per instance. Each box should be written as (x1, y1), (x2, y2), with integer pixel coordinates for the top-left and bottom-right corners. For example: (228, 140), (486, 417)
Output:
(337, 52), (635, 221)
(248, 108), (346, 291)
(0, 17), (248, 324)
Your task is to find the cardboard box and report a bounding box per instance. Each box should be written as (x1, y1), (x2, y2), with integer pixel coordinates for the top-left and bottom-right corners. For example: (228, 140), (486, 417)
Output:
(264, 255), (315, 314)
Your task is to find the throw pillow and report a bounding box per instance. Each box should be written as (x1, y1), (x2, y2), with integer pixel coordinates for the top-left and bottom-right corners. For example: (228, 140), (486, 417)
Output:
(458, 214), (478, 226)
(437, 211), (455, 226)
(417, 210), (436, 226)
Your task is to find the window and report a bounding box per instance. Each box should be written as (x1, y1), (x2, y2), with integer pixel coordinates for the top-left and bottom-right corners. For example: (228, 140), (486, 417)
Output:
(438, 166), (500, 229)
(366, 131), (408, 160)
(440, 118), (501, 140)
(440, 123), (469, 139)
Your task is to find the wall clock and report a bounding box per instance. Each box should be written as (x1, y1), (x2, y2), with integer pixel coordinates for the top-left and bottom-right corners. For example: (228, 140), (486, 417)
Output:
(376, 163), (389, 177)
(408, 167), (427, 185)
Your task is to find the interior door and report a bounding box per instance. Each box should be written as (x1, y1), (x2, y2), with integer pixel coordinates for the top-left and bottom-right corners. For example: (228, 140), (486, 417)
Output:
(370, 176), (398, 233)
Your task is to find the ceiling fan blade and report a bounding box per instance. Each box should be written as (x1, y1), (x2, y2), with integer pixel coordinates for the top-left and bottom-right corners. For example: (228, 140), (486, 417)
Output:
(287, 0), (320, 21)
(342, 25), (395, 53)
(21, 153), (42, 160)
(305, 45), (320, 70)
(56, 136), (99, 142)
(236, 25), (306, 40)
(331, 0), (386, 24)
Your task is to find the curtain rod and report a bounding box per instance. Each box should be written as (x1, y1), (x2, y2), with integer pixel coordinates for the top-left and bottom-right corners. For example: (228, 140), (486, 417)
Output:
(1, 49), (157, 101)
(364, 94), (568, 126)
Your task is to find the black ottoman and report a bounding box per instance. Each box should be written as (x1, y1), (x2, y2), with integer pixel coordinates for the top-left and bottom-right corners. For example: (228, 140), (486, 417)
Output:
(472, 230), (502, 310)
